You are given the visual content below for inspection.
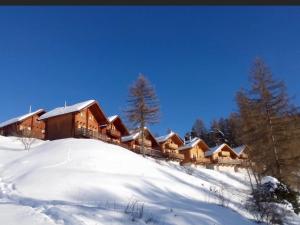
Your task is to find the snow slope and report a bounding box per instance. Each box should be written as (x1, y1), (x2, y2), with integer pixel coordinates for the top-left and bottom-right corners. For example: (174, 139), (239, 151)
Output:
(0, 136), (298, 225)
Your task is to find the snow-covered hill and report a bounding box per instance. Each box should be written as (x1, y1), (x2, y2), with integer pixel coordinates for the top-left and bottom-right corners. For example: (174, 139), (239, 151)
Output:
(0, 136), (297, 225)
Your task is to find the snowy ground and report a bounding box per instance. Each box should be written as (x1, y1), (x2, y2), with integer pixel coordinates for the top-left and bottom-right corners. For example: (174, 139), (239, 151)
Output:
(0, 135), (298, 225)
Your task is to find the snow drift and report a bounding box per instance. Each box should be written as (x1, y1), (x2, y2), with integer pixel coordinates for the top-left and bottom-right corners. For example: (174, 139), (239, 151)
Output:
(0, 136), (298, 225)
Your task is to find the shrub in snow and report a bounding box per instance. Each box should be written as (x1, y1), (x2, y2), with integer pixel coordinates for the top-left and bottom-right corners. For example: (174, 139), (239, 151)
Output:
(261, 176), (299, 214)
(124, 199), (144, 221)
(246, 176), (300, 224)
(183, 165), (195, 175)
(15, 130), (36, 151)
(208, 185), (229, 207)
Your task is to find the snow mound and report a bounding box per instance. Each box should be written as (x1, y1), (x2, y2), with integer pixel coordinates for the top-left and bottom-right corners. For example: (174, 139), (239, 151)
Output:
(0, 136), (293, 224)
(261, 176), (280, 186)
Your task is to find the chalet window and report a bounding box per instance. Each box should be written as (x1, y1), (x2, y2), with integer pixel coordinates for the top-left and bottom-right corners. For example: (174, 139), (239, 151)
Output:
(19, 125), (24, 130)
(80, 112), (83, 117)
(42, 129), (45, 134)
(27, 127), (31, 131)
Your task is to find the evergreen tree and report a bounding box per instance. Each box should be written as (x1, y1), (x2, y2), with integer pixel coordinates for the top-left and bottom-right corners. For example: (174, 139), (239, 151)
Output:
(209, 119), (225, 146)
(227, 113), (243, 147)
(191, 119), (207, 139)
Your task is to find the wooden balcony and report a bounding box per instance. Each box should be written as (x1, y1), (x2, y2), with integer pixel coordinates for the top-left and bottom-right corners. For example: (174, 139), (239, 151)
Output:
(106, 129), (121, 138)
(75, 127), (110, 142)
(240, 153), (248, 159)
(166, 142), (178, 150)
(220, 151), (230, 157)
(131, 145), (163, 158)
(137, 138), (152, 147)
(214, 157), (242, 165)
(164, 152), (184, 160)
(192, 157), (211, 164)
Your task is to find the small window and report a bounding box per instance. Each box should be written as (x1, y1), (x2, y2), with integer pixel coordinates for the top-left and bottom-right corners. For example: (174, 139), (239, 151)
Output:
(80, 112), (83, 117)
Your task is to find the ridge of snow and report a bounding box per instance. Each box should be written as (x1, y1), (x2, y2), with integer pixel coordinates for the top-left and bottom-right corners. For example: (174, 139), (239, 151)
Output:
(261, 176), (280, 185)
(121, 131), (140, 142)
(205, 143), (227, 157)
(178, 137), (202, 151)
(0, 109), (44, 128)
(39, 100), (95, 120)
(108, 115), (118, 123)
(156, 131), (175, 143)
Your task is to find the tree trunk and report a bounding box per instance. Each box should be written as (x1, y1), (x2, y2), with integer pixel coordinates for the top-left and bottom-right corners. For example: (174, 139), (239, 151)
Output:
(141, 123), (145, 157)
(266, 106), (282, 179)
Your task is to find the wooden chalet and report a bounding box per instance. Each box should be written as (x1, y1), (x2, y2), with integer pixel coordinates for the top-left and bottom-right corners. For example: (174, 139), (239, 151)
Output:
(155, 131), (184, 161)
(106, 115), (130, 144)
(0, 109), (46, 139)
(121, 127), (163, 158)
(205, 143), (241, 166)
(178, 138), (211, 165)
(39, 100), (109, 141)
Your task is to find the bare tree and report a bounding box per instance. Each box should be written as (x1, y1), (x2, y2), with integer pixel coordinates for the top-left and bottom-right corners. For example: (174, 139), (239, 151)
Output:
(18, 129), (36, 151)
(124, 74), (160, 157)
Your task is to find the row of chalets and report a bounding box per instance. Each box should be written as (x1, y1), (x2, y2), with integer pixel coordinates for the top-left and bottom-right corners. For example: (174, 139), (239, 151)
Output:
(0, 99), (249, 166)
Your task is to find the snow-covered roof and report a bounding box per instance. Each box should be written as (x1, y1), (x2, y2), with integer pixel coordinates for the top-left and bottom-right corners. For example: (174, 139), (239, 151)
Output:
(0, 109), (44, 128)
(40, 100), (95, 120)
(121, 127), (159, 146)
(233, 145), (247, 156)
(178, 137), (203, 151)
(121, 131), (140, 142)
(205, 143), (239, 157)
(205, 144), (227, 157)
(108, 115), (118, 123)
(156, 131), (175, 143)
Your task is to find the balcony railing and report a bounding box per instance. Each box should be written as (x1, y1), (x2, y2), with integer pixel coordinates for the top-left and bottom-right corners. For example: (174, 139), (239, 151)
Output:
(240, 153), (248, 159)
(214, 158), (242, 165)
(164, 152), (184, 160)
(166, 142), (178, 150)
(137, 138), (152, 147)
(75, 127), (110, 142)
(106, 129), (121, 138)
(131, 145), (163, 158)
(220, 151), (230, 157)
(192, 157), (211, 164)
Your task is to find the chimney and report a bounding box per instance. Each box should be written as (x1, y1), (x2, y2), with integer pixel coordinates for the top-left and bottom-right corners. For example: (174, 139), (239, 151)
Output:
(29, 105), (32, 113)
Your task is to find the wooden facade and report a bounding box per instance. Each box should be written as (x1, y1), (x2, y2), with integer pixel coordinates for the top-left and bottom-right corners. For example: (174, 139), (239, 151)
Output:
(106, 115), (130, 144)
(40, 100), (109, 141)
(0, 109), (46, 139)
(205, 144), (241, 165)
(179, 138), (211, 165)
(156, 132), (184, 160)
(121, 127), (163, 158)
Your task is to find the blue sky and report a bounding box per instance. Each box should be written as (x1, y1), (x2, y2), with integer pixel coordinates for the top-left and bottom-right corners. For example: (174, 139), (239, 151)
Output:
(0, 6), (299, 137)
